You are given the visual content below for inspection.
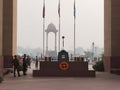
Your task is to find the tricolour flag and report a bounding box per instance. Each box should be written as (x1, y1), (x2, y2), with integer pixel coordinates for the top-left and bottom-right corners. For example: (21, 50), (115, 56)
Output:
(43, 3), (45, 18)
(74, 0), (76, 18)
(58, 0), (60, 17)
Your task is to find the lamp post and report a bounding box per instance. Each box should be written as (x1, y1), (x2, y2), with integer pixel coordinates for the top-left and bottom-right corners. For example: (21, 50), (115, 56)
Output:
(92, 42), (94, 61)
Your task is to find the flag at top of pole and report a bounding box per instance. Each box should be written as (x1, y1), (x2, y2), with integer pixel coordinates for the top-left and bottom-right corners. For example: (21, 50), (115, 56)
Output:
(74, 0), (76, 18)
(43, 0), (45, 18)
(58, 0), (60, 17)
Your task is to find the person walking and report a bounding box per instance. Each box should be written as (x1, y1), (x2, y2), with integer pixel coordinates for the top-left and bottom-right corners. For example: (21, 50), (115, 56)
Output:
(12, 55), (21, 77)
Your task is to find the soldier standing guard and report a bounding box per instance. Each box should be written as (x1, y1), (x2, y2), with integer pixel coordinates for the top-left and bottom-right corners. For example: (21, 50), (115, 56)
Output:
(12, 55), (21, 77)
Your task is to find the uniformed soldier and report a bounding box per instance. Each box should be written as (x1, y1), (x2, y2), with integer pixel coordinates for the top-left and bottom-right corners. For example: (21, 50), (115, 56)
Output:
(12, 55), (21, 77)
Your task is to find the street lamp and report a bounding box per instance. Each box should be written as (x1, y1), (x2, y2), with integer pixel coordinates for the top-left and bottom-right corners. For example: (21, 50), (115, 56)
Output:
(92, 42), (94, 61)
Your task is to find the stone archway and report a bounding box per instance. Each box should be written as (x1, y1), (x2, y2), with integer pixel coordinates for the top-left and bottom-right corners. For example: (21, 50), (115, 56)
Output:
(0, 0), (120, 76)
(45, 23), (58, 58)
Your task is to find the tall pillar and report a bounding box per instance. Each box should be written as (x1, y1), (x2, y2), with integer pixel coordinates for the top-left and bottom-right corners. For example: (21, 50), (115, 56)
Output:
(0, 0), (17, 76)
(2, 0), (17, 68)
(0, 0), (3, 76)
(104, 0), (120, 72)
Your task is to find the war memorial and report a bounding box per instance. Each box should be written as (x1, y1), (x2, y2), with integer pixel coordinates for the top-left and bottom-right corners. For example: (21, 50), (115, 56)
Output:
(0, 0), (120, 77)
(33, 51), (95, 77)
(33, 23), (95, 77)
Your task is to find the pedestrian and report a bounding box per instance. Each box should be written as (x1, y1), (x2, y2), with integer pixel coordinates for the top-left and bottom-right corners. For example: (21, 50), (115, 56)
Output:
(22, 54), (28, 75)
(27, 55), (31, 68)
(35, 56), (38, 69)
(12, 55), (21, 77)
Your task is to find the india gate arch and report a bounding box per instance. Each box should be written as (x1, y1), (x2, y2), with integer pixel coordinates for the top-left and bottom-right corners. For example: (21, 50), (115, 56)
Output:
(1, 0), (120, 76)
(45, 23), (58, 58)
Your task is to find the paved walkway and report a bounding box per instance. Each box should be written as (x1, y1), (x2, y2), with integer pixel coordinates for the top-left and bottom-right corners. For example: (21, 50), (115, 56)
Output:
(0, 63), (120, 90)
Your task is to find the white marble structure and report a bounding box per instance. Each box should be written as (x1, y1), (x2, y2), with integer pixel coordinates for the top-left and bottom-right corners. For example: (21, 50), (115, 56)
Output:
(45, 23), (58, 59)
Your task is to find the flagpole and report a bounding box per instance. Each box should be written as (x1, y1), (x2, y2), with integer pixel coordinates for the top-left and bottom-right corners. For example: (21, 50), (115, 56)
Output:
(74, 14), (76, 60)
(43, 16), (45, 57)
(43, 0), (45, 58)
(58, 0), (61, 52)
(74, 0), (76, 61)
(59, 16), (61, 52)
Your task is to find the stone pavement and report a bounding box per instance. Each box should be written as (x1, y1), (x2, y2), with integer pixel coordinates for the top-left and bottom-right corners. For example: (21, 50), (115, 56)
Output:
(0, 63), (120, 90)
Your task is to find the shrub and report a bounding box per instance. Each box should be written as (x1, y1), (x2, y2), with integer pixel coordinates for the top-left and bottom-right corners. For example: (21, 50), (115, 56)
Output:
(0, 76), (3, 83)
(93, 60), (104, 71)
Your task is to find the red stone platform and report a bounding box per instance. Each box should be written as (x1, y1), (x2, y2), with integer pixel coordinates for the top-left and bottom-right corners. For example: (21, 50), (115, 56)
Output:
(33, 61), (95, 77)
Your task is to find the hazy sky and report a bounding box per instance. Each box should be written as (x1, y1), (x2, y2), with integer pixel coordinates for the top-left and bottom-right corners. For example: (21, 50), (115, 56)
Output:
(17, 0), (104, 50)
